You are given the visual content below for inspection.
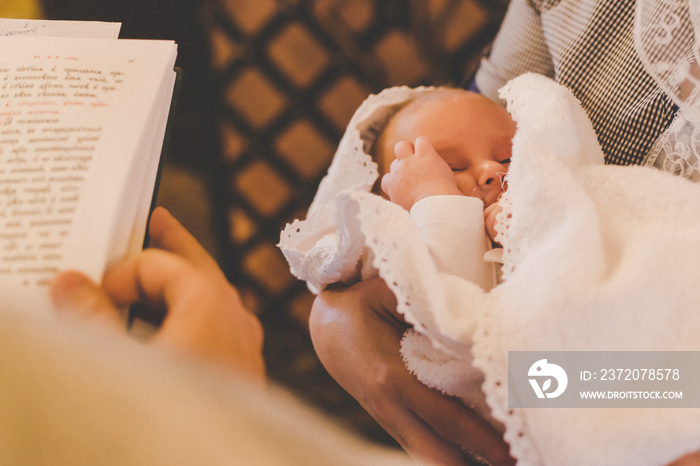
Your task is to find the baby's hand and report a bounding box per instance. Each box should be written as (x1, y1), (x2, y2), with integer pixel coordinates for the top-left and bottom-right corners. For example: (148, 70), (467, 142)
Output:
(381, 136), (462, 210)
(484, 202), (503, 244)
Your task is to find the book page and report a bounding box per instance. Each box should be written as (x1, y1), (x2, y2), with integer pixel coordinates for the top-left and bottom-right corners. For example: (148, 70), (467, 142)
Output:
(0, 19), (121, 39)
(118, 75), (176, 335)
(0, 36), (176, 314)
(110, 68), (177, 267)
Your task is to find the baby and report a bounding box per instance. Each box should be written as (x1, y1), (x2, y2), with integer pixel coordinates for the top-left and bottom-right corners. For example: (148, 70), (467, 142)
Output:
(279, 85), (513, 294)
(373, 87), (515, 245)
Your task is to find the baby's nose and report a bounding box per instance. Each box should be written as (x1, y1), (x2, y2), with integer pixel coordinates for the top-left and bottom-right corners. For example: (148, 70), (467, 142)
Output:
(471, 161), (508, 207)
(474, 160), (507, 188)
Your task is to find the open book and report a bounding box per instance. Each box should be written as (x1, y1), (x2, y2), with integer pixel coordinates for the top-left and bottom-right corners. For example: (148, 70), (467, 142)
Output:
(0, 19), (178, 313)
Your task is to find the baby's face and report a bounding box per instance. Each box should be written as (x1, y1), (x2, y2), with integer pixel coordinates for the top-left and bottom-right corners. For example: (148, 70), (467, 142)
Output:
(377, 90), (516, 207)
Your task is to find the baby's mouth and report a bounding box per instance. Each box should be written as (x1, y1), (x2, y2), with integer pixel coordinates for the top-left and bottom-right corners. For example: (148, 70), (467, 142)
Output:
(470, 184), (505, 208)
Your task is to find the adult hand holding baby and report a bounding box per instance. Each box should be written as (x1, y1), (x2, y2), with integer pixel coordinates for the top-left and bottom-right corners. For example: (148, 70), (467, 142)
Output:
(310, 277), (515, 466)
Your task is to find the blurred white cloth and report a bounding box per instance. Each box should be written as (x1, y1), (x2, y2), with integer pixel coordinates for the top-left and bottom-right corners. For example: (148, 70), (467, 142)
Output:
(475, 73), (700, 466)
(0, 307), (410, 466)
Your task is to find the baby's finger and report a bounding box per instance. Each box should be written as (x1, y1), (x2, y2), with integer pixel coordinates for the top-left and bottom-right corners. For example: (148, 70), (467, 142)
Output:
(484, 203), (502, 241)
(389, 157), (401, 173)
(414, 136), (440, 160)
(380, 172), (394, 196)
(394, 140), (414, 160)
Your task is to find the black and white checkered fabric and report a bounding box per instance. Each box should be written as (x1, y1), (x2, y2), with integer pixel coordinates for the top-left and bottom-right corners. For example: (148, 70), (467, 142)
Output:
(474, 0), (678, 166)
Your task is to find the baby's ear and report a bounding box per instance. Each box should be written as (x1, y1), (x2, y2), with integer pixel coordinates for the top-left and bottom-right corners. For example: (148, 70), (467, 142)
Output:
(499, 73), (605, 167)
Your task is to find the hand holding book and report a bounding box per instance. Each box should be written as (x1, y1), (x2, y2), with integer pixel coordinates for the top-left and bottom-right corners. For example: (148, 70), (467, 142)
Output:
(51, 206), (266, 378)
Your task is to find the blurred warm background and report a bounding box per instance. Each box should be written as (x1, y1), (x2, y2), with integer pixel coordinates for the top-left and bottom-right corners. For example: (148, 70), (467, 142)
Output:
(5, 0), (508, 446)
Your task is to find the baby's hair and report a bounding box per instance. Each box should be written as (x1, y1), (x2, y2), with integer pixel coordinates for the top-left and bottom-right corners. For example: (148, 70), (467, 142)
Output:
(367, 86), (463, 170)
(362, 103), (409, 161)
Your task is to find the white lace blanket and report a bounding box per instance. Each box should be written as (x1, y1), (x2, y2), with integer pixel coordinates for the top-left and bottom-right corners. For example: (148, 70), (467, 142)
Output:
(279, 73), (700, 465)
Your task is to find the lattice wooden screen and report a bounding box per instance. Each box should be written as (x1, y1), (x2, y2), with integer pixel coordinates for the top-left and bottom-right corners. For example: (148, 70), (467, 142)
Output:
(201, 0), (507, 443)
